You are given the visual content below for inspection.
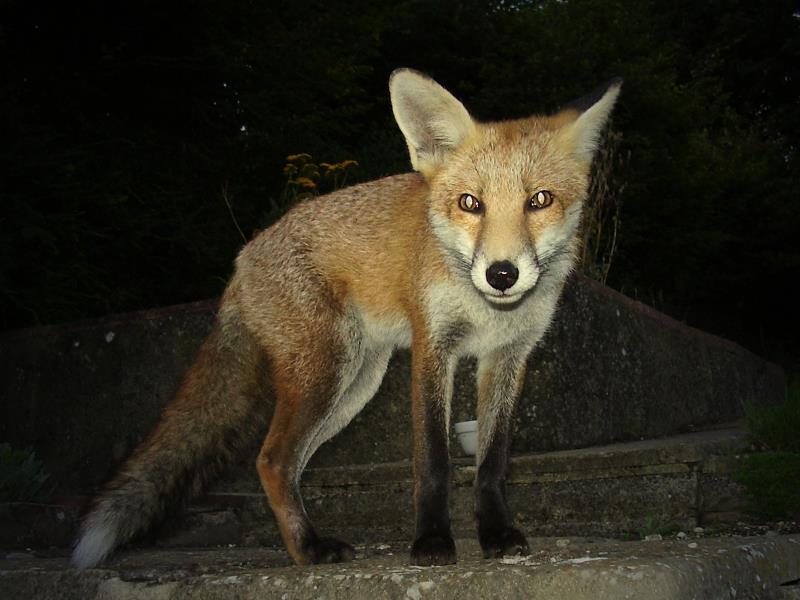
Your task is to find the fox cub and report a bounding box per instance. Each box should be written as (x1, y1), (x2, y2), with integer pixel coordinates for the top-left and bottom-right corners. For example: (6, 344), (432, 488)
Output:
(73, 69), (620, 568)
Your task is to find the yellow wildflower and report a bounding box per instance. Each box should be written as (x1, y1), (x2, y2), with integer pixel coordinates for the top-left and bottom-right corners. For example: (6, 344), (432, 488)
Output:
(294, 177), (317, 189)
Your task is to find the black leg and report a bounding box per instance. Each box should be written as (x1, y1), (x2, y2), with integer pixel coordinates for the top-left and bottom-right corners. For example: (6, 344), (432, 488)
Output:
(409, 336), (457, 566)
(475, 347), (530, 558)
(410, 397), (455, 565)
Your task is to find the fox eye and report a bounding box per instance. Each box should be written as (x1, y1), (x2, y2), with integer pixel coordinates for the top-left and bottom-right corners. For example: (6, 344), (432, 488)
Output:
(458, 193), (483, 213)
(528, 190), (554, 211)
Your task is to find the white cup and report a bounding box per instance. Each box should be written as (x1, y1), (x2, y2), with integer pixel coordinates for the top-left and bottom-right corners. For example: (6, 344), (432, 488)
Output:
(454, 420), (478, 456)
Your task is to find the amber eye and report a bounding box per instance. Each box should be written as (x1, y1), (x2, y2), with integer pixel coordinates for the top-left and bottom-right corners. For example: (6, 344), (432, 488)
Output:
(458, 193), (483, 213)
(528, 190), (554, 211)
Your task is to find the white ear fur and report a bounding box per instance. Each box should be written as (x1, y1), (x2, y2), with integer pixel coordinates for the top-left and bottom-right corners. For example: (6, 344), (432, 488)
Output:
(389, 69), (476, 174)
(560, 80), (622, 163)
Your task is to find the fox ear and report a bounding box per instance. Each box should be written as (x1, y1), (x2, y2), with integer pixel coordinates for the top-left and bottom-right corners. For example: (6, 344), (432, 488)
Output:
(558, 78), (622, 164)
(390, 69), (476, 175)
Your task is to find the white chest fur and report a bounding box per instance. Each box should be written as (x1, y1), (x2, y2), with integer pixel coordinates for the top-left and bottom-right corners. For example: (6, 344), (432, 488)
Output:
(356, 271), (565, 359)
(424, 277), (563, 357)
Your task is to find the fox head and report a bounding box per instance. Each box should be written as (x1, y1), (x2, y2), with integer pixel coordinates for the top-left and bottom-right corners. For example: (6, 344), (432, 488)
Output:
(389, 69), (621, 306)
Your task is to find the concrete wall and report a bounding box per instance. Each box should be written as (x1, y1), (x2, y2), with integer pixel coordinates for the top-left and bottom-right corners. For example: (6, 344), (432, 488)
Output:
(0, 274), (784, 494)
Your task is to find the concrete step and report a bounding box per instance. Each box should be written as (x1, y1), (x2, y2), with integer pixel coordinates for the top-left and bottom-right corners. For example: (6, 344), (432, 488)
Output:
(2, 535), (799, 600)
(1, 426), (754, 551)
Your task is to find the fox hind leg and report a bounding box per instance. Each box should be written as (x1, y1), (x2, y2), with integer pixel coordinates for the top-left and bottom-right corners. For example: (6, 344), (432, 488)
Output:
(475, 345), (531, 558)
(258, 398), (348, 565)
(257, 321), (391, 565)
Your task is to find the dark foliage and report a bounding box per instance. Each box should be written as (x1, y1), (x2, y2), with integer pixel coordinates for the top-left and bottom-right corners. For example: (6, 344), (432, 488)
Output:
(2, 0), (798, 368)
(738, 382), (800, 518)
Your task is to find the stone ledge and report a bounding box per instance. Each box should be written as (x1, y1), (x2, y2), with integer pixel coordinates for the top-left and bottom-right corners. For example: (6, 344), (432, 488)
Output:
(0, 274), (784, 495)
(2, 536), (798, 600)
(0, 426), (754, 549)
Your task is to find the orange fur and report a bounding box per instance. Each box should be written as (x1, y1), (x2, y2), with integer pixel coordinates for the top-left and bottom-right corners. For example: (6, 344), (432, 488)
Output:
(72, 69), (620, 569)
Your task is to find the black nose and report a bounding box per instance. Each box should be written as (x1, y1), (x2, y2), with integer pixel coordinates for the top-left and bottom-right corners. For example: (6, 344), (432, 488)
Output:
(485, 261), (519, 291)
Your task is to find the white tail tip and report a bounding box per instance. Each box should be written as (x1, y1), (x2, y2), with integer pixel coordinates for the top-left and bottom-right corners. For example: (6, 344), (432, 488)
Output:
(72, 519), (118, 570)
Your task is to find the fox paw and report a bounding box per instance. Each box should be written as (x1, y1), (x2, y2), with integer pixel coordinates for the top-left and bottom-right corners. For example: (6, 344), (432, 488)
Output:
(306, 537), (356, 564)
(410, 533), (456, 566)
(479, 526), (529, 559)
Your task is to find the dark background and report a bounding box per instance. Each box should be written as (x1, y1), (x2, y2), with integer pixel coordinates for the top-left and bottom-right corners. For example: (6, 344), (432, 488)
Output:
(2, 0), (799, 373)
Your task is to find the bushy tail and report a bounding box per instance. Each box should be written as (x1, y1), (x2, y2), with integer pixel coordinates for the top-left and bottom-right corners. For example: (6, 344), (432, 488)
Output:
(72, 306), (269, 569)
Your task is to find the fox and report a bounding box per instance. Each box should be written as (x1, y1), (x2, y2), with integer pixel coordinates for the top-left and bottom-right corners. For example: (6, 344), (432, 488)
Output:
(72, 69), (621, 568)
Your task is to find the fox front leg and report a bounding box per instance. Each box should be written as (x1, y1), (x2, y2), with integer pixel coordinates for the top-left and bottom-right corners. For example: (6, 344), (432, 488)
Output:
(475, 345), (531, 558)
(409, 333), (458, 566)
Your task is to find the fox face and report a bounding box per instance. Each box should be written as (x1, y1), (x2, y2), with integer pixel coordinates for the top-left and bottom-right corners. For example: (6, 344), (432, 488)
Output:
(426, 122), (590, 305)
(390, 70), (620, 306)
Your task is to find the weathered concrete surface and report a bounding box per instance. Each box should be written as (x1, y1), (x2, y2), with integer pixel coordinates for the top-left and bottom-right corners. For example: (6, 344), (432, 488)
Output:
(0, 427), (753, 550)
(170, 426), (756, 548)
(0, 275), (784, 495)
(0, 300), (217, 494)
(2, 536), (799, 600)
